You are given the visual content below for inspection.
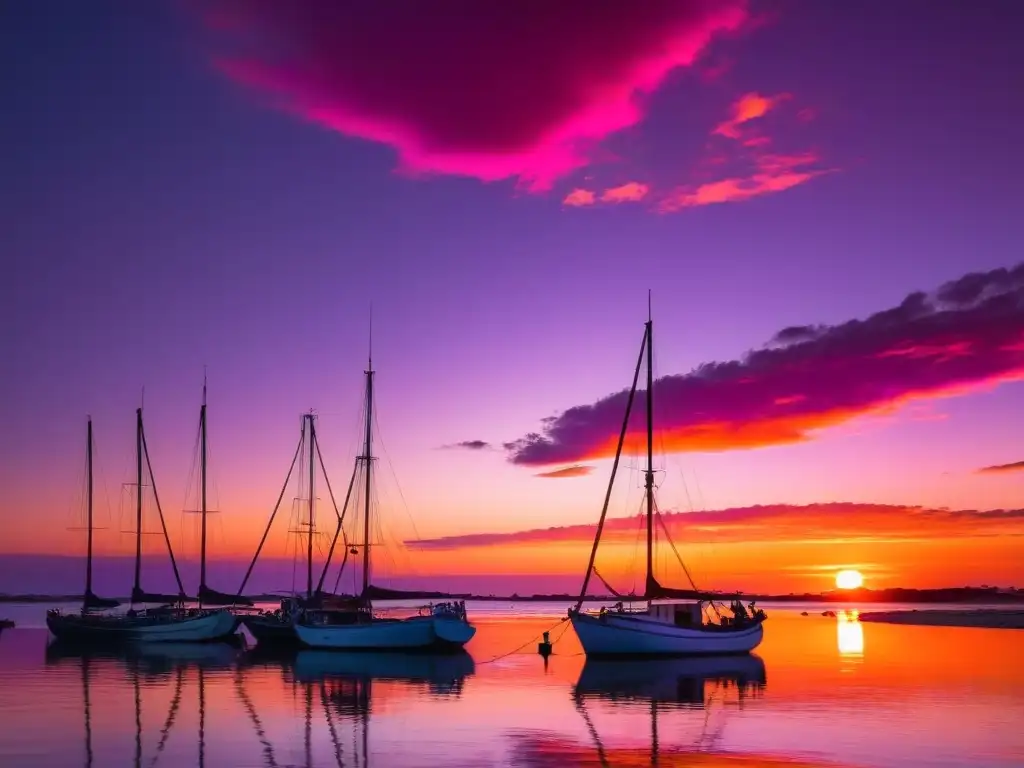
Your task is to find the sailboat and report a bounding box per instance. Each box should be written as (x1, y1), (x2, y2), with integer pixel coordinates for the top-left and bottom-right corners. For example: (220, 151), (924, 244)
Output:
(47, 397), (240, 643)
(292, 346), (476, 651)
(568, 303), (766, 656)
(238, 411), (354, 648)
(44, 417), (121, 629)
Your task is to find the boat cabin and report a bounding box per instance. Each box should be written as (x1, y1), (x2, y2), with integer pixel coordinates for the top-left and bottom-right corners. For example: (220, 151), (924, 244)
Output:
(647, 600), (703, 627)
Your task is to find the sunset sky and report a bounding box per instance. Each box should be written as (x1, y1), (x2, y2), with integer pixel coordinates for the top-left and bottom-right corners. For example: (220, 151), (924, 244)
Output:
(3, 1), (1023, 596)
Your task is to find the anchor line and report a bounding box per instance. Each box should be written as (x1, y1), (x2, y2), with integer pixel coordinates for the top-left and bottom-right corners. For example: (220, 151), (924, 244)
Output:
(476, 617), (570, 665)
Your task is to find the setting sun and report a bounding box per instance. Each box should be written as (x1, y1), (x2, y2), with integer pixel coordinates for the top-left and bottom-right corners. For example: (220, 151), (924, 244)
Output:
(835, 569), (864, 590)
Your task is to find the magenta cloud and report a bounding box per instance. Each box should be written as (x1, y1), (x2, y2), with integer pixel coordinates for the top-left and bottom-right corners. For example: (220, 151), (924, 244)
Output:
(197, 0), (748, 190)
(504, 263), (1024, 465)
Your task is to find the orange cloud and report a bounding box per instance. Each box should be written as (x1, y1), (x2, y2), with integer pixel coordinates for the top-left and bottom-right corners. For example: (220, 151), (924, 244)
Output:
(601, 182), (650, 203)
(562, 188), (596, 207)
(660, 153), (824, 211)
(978, 460), (1024, 475)
(712, 92), (789, 138)
(534, 465), (594, 479)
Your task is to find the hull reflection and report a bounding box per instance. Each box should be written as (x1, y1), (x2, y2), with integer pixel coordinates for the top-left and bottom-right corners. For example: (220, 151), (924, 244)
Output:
(575, 654), (767, 705)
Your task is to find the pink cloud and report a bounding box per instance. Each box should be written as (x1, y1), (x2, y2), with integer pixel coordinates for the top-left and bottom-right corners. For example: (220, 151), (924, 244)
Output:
(601, 182), (650, 203)
(199, 0), (748, 191)
(712, 92), (789, 138)
(562, 188), (596, 207)
(502, 264), (1024, 465)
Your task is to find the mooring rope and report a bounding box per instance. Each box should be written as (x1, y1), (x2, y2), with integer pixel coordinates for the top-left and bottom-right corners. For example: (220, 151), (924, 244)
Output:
(476, 617), (570, 665)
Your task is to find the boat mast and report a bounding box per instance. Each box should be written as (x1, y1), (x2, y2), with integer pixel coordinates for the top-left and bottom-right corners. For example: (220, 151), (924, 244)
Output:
(361, 326), (374, 597)
(133, 407), (143, 599)
(645, 292), (654, 593)
(574, 323), (647, 611)
(307, 412), (316, 600)
(199, 376), (208, 603)
(86, 417), (94, 600)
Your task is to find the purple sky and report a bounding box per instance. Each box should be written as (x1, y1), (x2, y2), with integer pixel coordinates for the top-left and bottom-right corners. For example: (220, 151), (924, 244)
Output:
(2, 1), (1023, 593)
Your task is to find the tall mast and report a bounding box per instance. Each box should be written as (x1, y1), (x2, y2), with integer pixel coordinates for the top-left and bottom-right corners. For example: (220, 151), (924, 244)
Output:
(307, 413), (316, 600)
(199, 375), (208, 597)
(86, 417), (94, 598)
(645, 292), (654, 592)
(134, 407), (143, 597)
(361, 330), (374, 597)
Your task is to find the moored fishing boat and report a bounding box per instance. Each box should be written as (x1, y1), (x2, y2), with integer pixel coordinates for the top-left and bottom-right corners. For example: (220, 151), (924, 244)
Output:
(292, 342), (476, 652)
(236, 411), (357, 648)
(567, 300), (766, 657)
(47, 384), (245, 644)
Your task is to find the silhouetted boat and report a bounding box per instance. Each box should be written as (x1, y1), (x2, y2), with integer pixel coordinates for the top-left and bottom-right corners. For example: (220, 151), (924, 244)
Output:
(47, 387), (243, 644)
(290, 339), (476, 651)
(236, 412), (358, 648)
(568, 299), (766, 656)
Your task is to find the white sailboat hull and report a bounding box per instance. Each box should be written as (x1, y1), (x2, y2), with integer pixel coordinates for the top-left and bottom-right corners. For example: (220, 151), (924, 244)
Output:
(571, 611), (764, 657)
(294, 615), (475, 651)
(132, 609), (240, 643)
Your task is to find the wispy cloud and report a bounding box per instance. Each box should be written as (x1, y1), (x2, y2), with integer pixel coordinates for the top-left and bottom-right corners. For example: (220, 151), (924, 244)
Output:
(978, 460), (1024, 475)
(441, 439), (493, 451)
(601, 182), (650, 203)
(199, 0), (748, 191)
(534, 465), (594, 479)
(562, 91), (826, 213)
(712, 92), (789, 138)
(406, 502), (1024, 550)
(660, 152), (824, 210)
(562, 188), (596, 207)
(506, 263), (1024, 465)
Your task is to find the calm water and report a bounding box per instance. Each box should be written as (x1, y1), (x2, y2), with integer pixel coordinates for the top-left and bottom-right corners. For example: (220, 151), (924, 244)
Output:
(0, 602), (1021, 767)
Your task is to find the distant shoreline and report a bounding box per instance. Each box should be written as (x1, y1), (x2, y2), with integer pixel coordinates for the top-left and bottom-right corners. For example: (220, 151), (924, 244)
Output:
(860, 609), (1024, 630)
(1, 586), (1020, 605)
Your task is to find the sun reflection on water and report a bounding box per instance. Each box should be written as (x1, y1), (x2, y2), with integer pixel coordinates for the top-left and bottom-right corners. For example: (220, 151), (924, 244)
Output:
(836, 609), (863, 657)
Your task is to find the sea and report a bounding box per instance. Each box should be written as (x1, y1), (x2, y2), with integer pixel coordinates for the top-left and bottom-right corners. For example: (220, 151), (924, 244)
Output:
(0, 601), (1020, 767)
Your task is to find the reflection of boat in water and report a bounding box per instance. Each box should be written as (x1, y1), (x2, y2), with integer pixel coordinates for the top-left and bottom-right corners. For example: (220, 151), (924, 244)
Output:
(295, 649), (475, 693)
(46, 638), (242, 671)
(238, 645), (475, 695)
(575, 654), (766, 705)
(50, 639), (187, 768)
(568, 307), (765, 657)
(561, 654), (767, 766)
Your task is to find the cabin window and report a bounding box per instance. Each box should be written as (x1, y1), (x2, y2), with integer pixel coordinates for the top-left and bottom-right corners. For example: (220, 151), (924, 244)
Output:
(674, 607), (694, 626)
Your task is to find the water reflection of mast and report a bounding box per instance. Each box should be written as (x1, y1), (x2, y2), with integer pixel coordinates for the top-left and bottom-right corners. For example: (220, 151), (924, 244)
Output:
(149, 665), (184, 767)
(134, 661), (142, 768)
(234, 669), (279, 768)
(82, 655), (93, 768)
(198, 667), (206, 768)
(573, 656), (766, 764)
(305, 681), (313, 768)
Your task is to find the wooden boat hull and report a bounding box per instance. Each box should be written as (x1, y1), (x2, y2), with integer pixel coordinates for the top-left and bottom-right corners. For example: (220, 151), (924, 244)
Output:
(294, 615), (475, 651)
(570, 611), (764, 657)
(46, 608), (240, 644)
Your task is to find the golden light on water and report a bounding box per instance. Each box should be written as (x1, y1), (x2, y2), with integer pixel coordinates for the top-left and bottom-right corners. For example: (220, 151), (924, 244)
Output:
(834, 569), (863, 589)
(837, 609), (864, 656)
